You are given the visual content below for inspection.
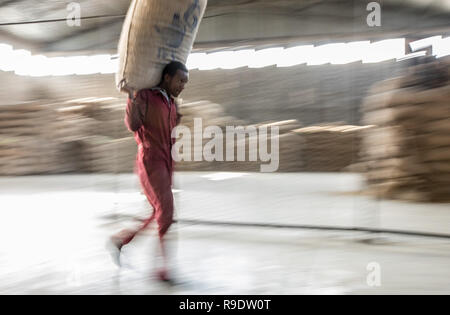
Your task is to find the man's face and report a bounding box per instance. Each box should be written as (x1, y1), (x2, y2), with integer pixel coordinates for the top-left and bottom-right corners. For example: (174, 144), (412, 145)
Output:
(166, 69), (189, 97)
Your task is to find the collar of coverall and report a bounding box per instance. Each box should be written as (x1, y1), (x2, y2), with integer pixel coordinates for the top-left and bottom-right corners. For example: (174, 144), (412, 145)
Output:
(151, 87), (173, 108)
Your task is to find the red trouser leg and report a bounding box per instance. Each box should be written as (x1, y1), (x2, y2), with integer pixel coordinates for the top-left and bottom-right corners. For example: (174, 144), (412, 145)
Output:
(138, 160), (174, 241)
(115, 160), (174, 247)
(117, 211), (156, 246)
(139, 161), (175, 276)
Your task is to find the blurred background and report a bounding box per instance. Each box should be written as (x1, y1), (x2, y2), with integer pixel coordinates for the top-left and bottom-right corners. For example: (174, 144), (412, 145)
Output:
(0, 0), (449, 295)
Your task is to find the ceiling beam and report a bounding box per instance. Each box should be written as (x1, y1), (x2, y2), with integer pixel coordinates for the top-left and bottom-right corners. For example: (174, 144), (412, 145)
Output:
(43, 19), (123, 52)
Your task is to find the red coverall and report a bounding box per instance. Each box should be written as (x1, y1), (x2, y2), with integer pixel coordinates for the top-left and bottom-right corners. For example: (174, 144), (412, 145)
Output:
(118, 88), (180, 246)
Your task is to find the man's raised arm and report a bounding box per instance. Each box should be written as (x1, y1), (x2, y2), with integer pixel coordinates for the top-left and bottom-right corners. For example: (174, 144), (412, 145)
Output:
(125, 90), (147, 132)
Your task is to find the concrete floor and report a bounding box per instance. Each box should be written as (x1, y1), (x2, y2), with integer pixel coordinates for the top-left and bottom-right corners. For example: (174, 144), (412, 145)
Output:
(0, 172), (449, 294)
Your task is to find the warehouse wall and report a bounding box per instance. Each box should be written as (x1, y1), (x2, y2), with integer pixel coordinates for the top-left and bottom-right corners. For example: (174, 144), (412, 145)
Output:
(0, 59), (421, 176)
(0, 59), (408, 125)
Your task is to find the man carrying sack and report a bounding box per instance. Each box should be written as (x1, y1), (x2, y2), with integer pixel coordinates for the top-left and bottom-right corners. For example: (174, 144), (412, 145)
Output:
(108, 0), (206, 283)
(109, 61), (188, 283)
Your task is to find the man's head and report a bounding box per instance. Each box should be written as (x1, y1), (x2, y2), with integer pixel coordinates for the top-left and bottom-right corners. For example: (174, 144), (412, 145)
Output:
(160, 61), (189, 98)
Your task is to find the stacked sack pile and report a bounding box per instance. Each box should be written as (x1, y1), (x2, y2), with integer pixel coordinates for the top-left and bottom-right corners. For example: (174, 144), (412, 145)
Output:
(81, 137), (137, 173)
(176, 100), (366, 172)
(175, 100), (251, 171)
(0, 102), (60, 175)
(55, 98), (137, 173)
(244, 120), (304, 172)
(0, 98), (137, 175)
(53, 101), (97, 173)
(360, 58), (450, 202)
(177, 100), (308, 172)
(291, 124), (365, 172)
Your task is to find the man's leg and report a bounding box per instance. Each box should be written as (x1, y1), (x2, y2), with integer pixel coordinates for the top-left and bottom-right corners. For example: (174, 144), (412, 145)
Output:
(111, 209), (155, 245)
(141, 161), (176, 281)
(108, 161), (160, 266)
(152, 172), (175, 282)
(109, 208), (156, 267)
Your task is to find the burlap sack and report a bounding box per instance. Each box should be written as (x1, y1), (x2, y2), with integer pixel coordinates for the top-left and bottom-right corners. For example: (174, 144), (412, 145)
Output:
(116, 0), (207, 92)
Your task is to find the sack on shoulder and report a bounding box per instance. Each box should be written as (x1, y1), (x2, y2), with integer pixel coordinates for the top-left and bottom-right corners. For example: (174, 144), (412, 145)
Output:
(116, 0), (207, 92)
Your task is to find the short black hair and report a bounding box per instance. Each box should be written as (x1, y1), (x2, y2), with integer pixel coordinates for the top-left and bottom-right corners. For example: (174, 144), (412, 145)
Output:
(161, 61), (188, 80)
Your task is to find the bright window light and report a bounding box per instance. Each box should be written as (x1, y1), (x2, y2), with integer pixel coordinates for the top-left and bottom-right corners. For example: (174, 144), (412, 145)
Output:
(199, 52), (221, 70)
(199, 51), (230, 70)
(219, 49), (254, 69)
(248, 48), (284, 68)
(10, 49), (32, 75)
(0, 44), (15, 72)
(363, 38), (405, 63)
(186, 53), (206, 70)
(19, 55), (49, 77)
(434, 37), (450, 58)
(307, 43), (346, 65)
(410, 36), (442, 52)
(331, 41), (371, 65)
(49, 57), (75, 76)
(73, 56), (95, 75)
(100, 57), (118, 74)
(397, 51), (427, 61)
(277, 45), (314, 67)
(1, 35), (447, 77)
(84, 55), (113, 75)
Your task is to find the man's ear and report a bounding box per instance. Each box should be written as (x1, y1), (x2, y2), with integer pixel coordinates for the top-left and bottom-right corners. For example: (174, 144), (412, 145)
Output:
(164, 73), (171, 84)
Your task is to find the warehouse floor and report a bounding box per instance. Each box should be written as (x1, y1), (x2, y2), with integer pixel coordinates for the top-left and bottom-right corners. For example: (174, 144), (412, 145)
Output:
(0, 173), (449, 294)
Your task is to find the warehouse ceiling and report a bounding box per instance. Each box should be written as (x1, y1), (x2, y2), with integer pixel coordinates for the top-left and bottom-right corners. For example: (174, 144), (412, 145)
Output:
(0, 0), (449, 53)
